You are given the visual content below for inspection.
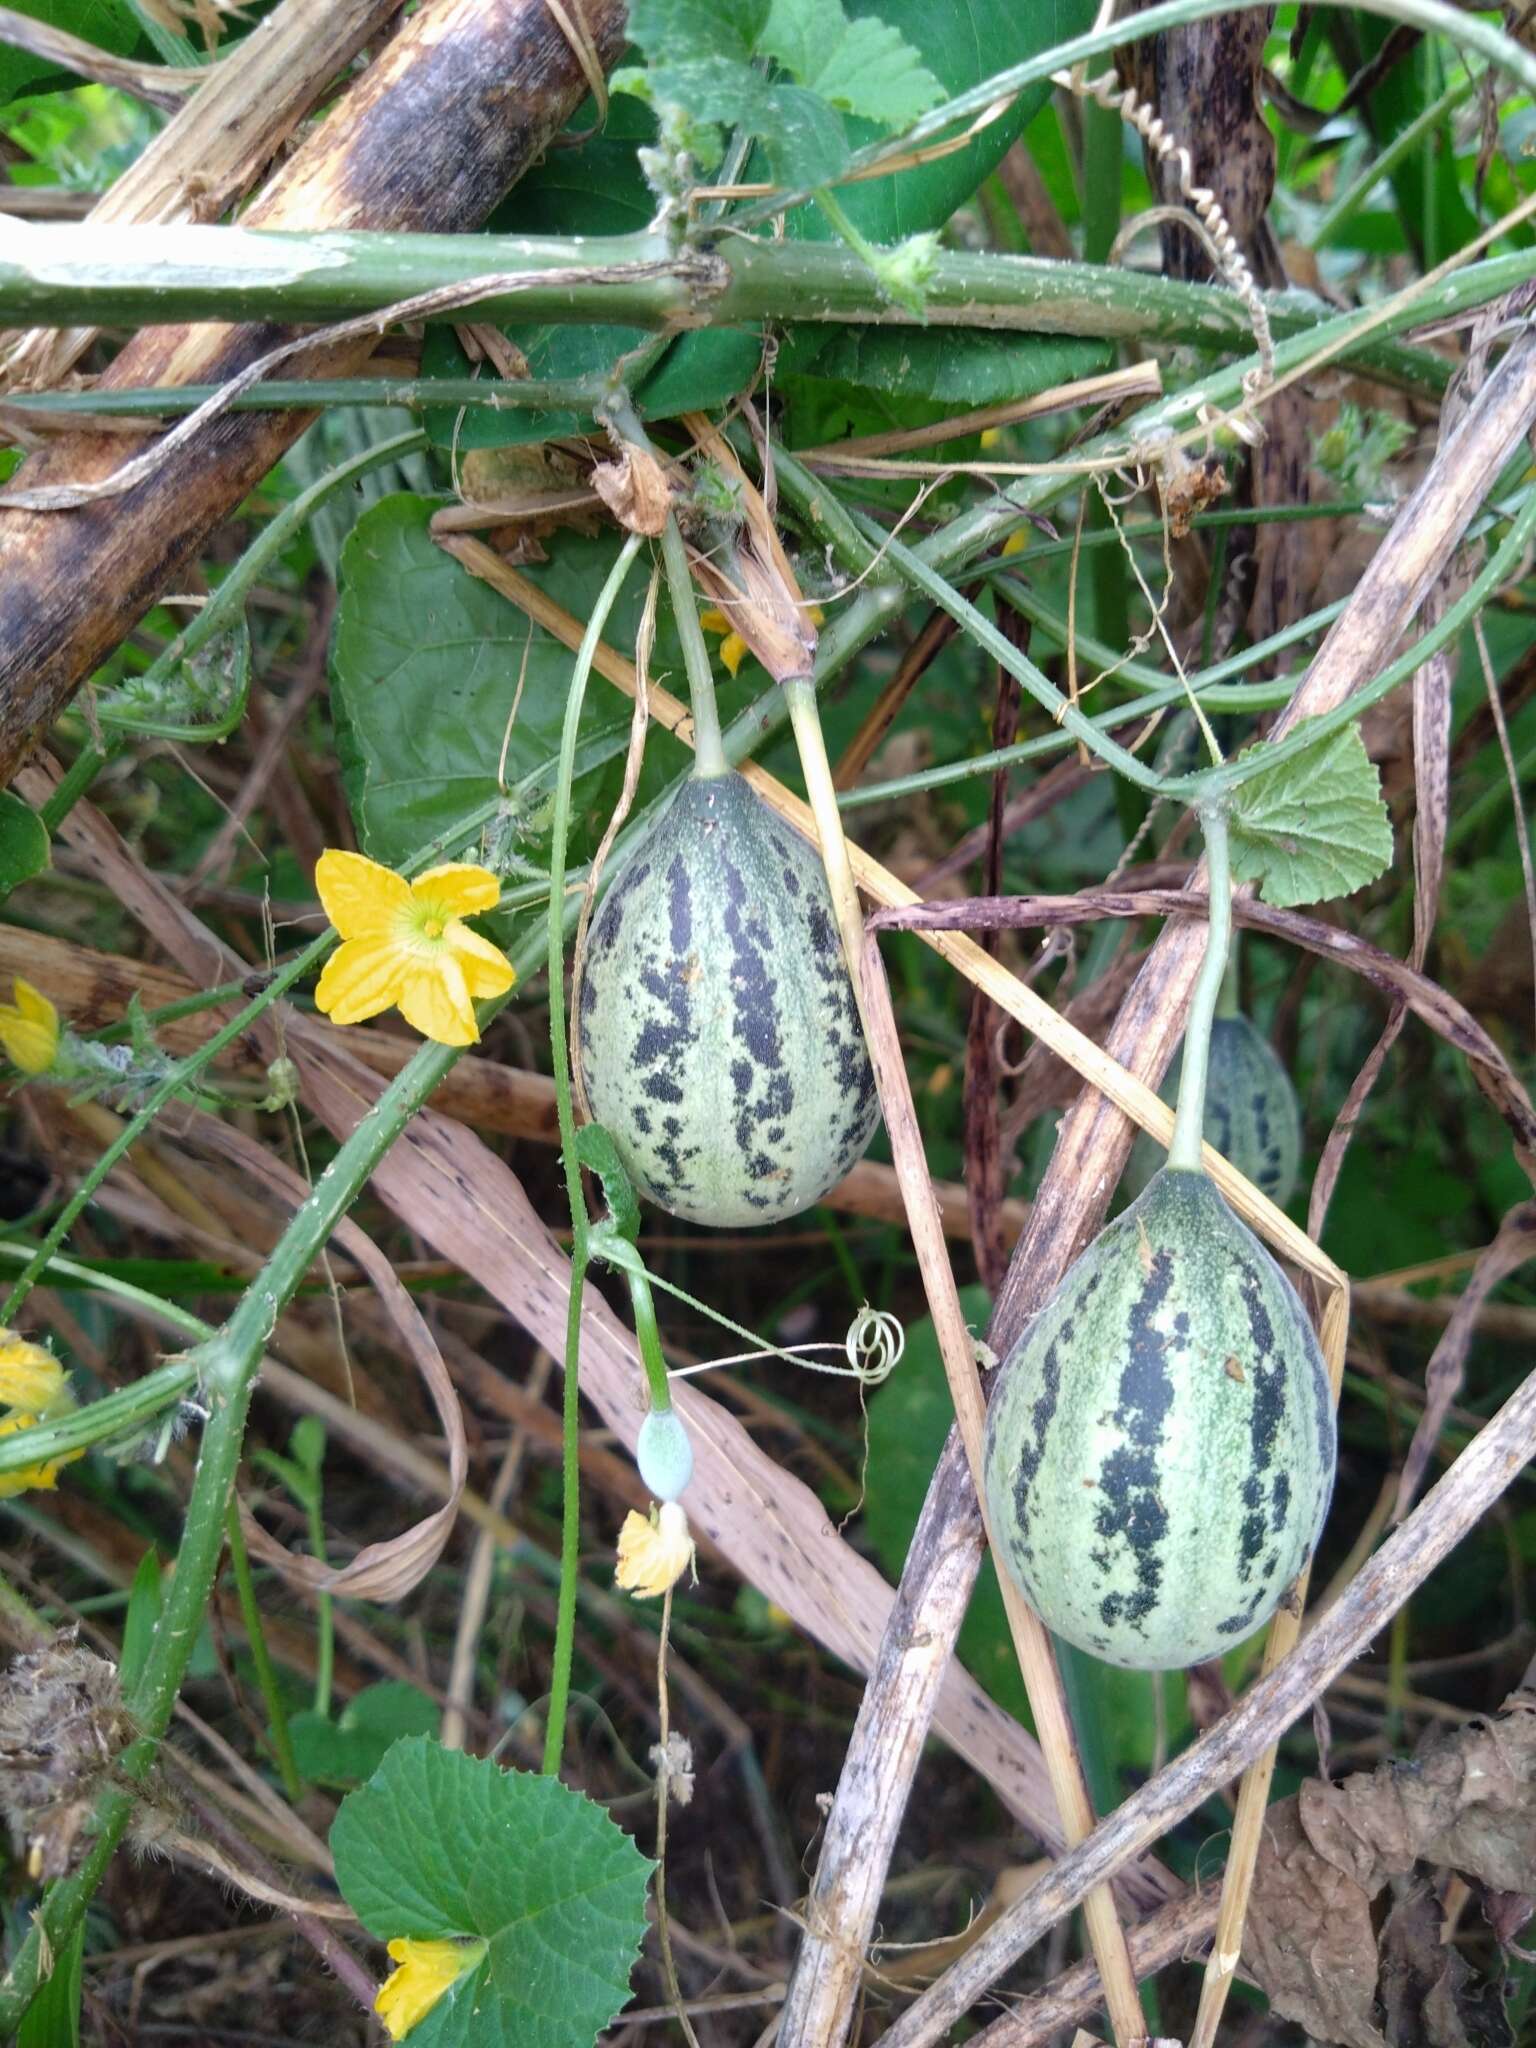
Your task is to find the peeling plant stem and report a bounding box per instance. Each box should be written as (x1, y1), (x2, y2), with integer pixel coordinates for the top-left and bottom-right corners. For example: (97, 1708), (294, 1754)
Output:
(1166, 807), (1231, 1175)
(0, 221), (1518, 394)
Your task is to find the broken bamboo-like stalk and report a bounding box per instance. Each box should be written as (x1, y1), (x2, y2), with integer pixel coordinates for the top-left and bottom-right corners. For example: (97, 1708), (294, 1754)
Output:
(0, 0), (626, 783)
(1, 0), (410, 391)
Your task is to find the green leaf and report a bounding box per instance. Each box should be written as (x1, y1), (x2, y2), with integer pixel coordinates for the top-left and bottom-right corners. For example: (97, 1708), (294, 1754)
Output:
(1226, 719), (1395, 909)
(330, 496), (695, 874)
(0, 790), (49, 899)
(778, 326), (1112, 405)
(0, 1), (142, 110)
(760, 0), (944, 126)
(625, 0), (939, 186)
(290, 1682), (439, 1787)
(331, 1737), (652, 2048)
(120, 1547), (164, 1696)
(783, 0), (1097, 244)
(17, 1921), (81, 2048)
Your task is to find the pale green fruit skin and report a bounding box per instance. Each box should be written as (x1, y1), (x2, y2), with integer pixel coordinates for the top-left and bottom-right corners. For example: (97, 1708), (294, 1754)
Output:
(983, 1167), (1335, 1671)
(577, 770), (879, 1228)
(1123, 1016), (1302, 1207)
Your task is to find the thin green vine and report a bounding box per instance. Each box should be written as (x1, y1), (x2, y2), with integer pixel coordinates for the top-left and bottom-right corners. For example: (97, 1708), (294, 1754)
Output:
(541, 528), (645, 1778)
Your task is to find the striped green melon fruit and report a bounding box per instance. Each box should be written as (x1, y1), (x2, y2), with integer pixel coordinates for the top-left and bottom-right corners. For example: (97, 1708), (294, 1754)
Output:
(983, 1166), (1335, 1670)
(1123, 1015), (1302, 1207)
(577, 768), (879, 1227)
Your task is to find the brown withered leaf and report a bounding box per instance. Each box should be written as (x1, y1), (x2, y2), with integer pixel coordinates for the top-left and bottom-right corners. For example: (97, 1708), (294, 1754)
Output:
(1246, 1692), (1536, 2046)
(1379, 1881), (1514, 2048)
(1246, 1794), (1386, 2048)
(591, 444), (672, 537)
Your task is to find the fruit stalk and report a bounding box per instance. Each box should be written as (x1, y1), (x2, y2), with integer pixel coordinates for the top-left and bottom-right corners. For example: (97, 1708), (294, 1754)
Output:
(1167, 804), (1232, 1175)
(660, 512), (729, 779)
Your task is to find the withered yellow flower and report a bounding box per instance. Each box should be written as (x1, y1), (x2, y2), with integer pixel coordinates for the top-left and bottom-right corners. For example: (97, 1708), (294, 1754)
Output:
(699, 607), (749, 678)
(0, 978), (59, 1076)
(312, 851), (514, 1049)
(0, 1412), (81, 1500)
(615, 1500), (696, 1599)
(700, 603), (825, 680)
(0, 1330), (69, 1416)
(374, 1935), (486, 2041)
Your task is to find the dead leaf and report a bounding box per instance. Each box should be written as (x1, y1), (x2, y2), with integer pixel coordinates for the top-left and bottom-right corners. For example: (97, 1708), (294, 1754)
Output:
(591, 444), (672, 537)
(1379, 1880), (1513, 2048)
(1246, 1692), (1536, 2046)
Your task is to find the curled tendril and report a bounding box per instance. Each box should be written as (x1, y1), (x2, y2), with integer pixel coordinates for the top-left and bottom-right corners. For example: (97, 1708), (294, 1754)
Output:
(843, 1304), (904, 1386)
(665, 1301), (906, 1386)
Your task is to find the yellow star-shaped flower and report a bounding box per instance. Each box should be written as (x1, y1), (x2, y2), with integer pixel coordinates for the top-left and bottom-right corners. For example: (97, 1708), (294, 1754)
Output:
(374, 1935), (486, 2041)
(313, 852), (515, 1049)
(615, 1501), (696, 1599)
(0, 1330), (70, 1415)
(0, 978), (59, 1075)
(0, 1412), (81, 1499)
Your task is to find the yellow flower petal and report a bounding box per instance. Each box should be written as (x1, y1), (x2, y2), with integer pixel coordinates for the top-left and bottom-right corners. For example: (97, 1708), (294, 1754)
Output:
(698, 608), (731, 635)
(615, 1501), (695, 1598)
(0, 1412), (81, 1499)
(413, 863), (501, 919)
(719, 632), (748, 678)
(1001, 528), (1027, 558)
(0, 1331), (67, 1414)
(979, 427), (1003, 450)
(447, 923), (516, 1002)
(375, 1936), (485, 2042)
(397, 955), (478, 1047)
(0, 978), (59, 1075)
(314, 935), (409, 1026)
(315, 849), (411, 941)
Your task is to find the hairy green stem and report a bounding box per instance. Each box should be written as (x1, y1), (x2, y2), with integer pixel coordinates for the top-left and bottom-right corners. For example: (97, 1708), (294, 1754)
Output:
(37, 743), (116, 831)
(1, 376), (607, 420)
(542, 530), (645, 1777)
(1167, 809), (1233, 1174)
(660, 514), (728, 777)
(306, 1484), (334, 1721)
(102, 428), (426, 744)
(224, 1500), (303, 1801)
(0, 221), (1504, 395)
(845, 509), (1169, 794)
(626, 1271), (673, 1413)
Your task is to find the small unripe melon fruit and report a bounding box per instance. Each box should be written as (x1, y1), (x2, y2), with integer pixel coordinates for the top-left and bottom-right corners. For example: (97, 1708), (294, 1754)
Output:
(1123, 1015), (1302, 1207)
(578, 769), (879, 1227)
(983, 1166), (1335, 1670)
